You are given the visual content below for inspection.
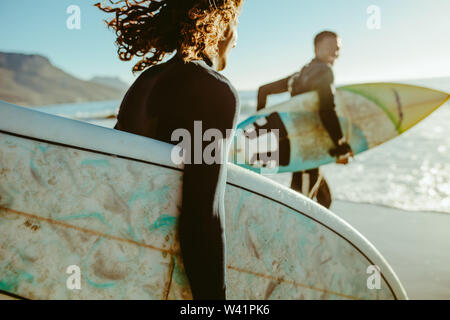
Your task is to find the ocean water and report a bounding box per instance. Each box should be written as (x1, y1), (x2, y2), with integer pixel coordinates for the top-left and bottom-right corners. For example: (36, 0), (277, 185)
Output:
(37, 100), (119, 119)
(32, 79), (450, 214)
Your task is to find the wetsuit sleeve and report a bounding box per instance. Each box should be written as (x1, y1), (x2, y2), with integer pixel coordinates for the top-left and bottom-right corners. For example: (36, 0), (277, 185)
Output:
(257, 76), (291, 111)
(180, 81), (237, 213)
(177, 79), (238, 299)
(313, 68), (344, 147)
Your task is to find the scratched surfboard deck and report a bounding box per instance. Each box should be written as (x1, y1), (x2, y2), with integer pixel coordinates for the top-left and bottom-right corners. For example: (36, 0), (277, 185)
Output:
(231, 83), (449, 173)
(0, 102), (407, 300)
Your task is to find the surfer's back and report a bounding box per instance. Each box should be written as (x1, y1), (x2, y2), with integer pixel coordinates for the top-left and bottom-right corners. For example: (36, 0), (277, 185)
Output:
(115, 56), (239, 145)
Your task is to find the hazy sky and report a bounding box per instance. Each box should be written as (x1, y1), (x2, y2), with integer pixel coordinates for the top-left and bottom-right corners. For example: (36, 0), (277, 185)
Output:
(1, 0), (449, 90)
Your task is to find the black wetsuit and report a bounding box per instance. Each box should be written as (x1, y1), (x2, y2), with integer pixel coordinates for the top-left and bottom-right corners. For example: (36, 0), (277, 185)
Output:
(115, 55), (239, 299)
(257, 58), (343, 208)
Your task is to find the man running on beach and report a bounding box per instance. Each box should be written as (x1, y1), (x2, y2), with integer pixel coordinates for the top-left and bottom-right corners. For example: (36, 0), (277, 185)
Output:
(257, 31), (352, 208)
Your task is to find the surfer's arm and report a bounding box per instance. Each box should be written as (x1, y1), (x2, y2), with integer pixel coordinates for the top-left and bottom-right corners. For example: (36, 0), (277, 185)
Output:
(314, 69), (350, 152)
(177, 76), (238, 298)
(180, 72), (239, 215)
(257, 76), (291, 111)
(317, 81), (343, 147)
(317, 81), (353, 160)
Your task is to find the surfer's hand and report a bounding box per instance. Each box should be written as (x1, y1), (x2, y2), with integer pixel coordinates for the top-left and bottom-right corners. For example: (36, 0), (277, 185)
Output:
(336, 150), (353, 165)
(329, 141), (353, 164)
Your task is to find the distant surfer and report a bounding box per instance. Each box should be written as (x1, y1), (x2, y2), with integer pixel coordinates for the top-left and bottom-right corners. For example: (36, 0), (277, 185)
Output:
(257, 31), (353, 208)
(97, 0), (243, 300)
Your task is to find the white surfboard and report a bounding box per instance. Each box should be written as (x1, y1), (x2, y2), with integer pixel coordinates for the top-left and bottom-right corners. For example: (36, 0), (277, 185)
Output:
(0, 101), (407, 300)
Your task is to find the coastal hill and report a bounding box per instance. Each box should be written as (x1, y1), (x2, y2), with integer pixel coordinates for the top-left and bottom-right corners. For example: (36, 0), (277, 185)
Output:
(90, 76), (129, 92)
(0, 52), (128, 106)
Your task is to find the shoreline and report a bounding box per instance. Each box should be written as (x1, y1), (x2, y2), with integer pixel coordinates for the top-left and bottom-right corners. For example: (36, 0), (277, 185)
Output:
(333, 199), (449, 216)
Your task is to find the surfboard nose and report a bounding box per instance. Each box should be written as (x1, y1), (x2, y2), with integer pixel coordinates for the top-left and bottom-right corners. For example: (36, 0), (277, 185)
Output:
(340, 83), (450, 134)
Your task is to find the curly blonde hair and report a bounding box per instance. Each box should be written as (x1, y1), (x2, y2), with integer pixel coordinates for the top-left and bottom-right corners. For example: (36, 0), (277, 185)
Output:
(95, 0), (242, 72)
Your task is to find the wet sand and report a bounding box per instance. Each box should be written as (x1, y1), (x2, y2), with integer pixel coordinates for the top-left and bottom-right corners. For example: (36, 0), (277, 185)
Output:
(331, 200), (450, 300)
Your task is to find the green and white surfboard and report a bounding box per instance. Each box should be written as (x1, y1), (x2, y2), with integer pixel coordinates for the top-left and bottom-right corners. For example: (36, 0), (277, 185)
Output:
(231, 83), (449, 173)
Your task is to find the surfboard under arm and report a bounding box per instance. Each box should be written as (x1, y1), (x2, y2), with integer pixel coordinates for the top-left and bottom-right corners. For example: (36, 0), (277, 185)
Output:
(0, 101), (408, 300)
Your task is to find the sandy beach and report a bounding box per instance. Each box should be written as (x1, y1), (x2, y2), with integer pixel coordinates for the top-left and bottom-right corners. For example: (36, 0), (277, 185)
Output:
(332, 200), (450, 300)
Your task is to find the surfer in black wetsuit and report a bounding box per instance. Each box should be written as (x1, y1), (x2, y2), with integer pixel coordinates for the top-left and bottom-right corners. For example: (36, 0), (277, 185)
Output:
(96, 0), (243, 300)
(257, 31), (353, 208)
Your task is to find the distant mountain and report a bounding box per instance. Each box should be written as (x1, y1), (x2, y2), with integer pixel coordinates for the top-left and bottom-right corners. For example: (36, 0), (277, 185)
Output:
(0, 52), (128, 106)
(90, 76), (129, 91)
